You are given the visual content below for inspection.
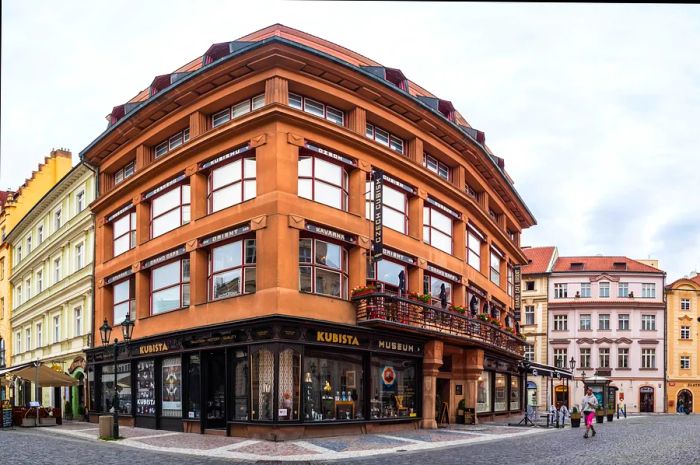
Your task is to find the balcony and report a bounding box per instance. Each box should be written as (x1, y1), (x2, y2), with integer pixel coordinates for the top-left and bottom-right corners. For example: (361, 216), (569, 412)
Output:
(352, 291), (525, 357)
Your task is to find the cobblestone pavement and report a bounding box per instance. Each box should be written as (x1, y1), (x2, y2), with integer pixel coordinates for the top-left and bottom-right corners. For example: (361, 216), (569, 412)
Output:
(0, 415), (698, 464)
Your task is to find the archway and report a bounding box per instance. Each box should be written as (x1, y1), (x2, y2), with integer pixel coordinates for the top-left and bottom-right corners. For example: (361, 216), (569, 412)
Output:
(639, 386), (654, 413)
(677, 390), (693, 413)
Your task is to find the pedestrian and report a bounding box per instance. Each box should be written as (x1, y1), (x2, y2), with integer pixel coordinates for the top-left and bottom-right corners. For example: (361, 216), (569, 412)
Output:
(559, 403), (570, 427)
(581, 387), (598, 439)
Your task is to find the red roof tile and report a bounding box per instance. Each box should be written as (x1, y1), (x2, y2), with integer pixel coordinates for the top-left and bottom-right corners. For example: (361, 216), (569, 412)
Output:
(552, 256), (662, 274)
(521, 246), (556, 274)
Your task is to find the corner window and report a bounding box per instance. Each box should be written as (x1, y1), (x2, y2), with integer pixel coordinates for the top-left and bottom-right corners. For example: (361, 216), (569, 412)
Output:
(365, 123), (404, 154)
(423, 206), (453, 254)
(154, 128), (190, 159)
(423, 274), (452, 306)
(209, 239), (256, 300)
(299, 155), (348, 211)
(490, 249), (501, 285)
(208, 156), (256, 213)
(211, 94), (264, 128)
(113, 210), (136, 257)
(366, 180), (408, 234)
(288, 93), (344, 126)
(151, 258), (190, 314)
(113, 278), (135, 324)
(151, 184), (190, 238)
(299, 238), (348, 299)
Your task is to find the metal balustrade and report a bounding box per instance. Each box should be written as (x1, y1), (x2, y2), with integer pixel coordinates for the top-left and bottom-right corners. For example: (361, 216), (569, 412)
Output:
(352, 291), (524, 356)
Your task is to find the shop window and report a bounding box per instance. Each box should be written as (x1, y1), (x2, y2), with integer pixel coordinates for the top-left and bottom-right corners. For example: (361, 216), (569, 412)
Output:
(299, 238), (348, 299)
(370, 356), (417, 419)
(162, 357), (182, 417)
(101, 363), (131, 414)
(151, 184), (190, 238)
(365, 180), (408, 234)
(298, 155), (349, 211)
(303, 350), (364, 421)
(423, 206), (453, 254)
(211, 94), (265, 128)
(423, 274), (452, 307)
(186, 354), (201, 419)
(136, 360), (156, 416)
(477, 372), (492, 413)
(494, 373), (507, 411)
(208, 156), (256, 213)
(251, 349), (274, 421)
(277, 348), (301, 421)
(154, 128), (190, 159)
(232, 350), (249, 420)
(209, 239), (256, 300)
(151, 258), (190, 314)
(367, 258), (407, 291)
(113, 210), (136, 257)
(288, 93), (345, 126)
(112, 278), (135, 324)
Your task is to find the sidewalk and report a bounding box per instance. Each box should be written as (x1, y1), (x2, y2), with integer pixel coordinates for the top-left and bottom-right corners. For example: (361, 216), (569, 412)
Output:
(42, 421), (556, 462)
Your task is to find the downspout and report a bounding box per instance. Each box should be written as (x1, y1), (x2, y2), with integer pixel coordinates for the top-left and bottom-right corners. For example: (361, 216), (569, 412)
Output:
(80, 158), (99, 415)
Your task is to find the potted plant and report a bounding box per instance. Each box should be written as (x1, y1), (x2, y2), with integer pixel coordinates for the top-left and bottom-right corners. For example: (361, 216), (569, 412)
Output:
(457, 398), (466, 424)
(570, 406), (581, 428)
(408, 292), (431, 304)
(351, 285), (377, 297)
(595, 407), (605, 424)
(477, 313), (489, 322)
(606, 407), (614, 421)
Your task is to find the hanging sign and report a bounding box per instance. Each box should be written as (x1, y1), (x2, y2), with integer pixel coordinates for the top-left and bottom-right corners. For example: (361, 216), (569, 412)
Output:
(513, 265), (522, 320)
(372, 169), (384, 261)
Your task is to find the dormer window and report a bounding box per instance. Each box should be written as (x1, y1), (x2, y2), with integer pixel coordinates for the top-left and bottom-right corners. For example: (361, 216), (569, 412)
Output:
(423, 153), (450, 181)
(366, 123), (404, 155)
(570, 262), (584, 271)
(114, 161), (135, 185)
(154, 128), (190, 159)
(288, 93), (344, 126)
(613, 262), (627, 271)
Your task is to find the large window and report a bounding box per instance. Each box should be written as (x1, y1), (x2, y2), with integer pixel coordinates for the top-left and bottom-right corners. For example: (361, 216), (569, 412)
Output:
(423, 274), (452, 306)
(641, 314), (656, 331)
(209, 239), (256, 300)
(490, 250), (501, 285)
(641, 348), (656, 369)
(580, 348), (591, 368)
(477, 372), (492, 413)
(366, 181), (408, 234)
(618, 348), (629, 368)
(580, 283), (591, 298)
(151, 184), (190, 238)
(251, 349), (274, 421)
(136, 360), (156, 416)
(366, 123), (404, 154)
(618, 282), (629, 298)
(423, 153), (450, 181)
(553, 314), (567, 331)
(467, 228), (482, 271)
(151, 259), (190, 314)
(113, 278), (134, 324)
(299, 155), (348, 211)
(680, 326), (691, 339)
(212, 94), (264, 128)
(524, 344), (534, 363)
(370, 356), (417, 418)
(208, 157), (256, 213)
(154, 128), (190, 159)
(113, 211), (136, 257)
(642, 283), (656, 298)
(423, 206), (452, 254)
(524, 305), (535, 325)
(553, 349), (567, 368)
(618, 314), (630, 330)
(186, 354), (201, 419)
(494, 373), (507, 412)
(303, 350), (364, 421)
(288, 93), (344, 126)
(599, 348), (610, 368)
(599, 282), (610, 298)
(599, 314), (610, 330)
(162, 357), (182, 417)
(299, 238), (348, 299)
(554, 284), (567, 299)
(101, 363), (131, 414)
(232, 350), (249, 420)
(367, 258), (407, 290)
(580, 314), (591, 330)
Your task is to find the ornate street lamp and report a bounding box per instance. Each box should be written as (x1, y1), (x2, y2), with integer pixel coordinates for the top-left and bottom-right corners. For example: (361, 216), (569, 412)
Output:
(569, 357), (576, 372)
(99, 316), (134, 439)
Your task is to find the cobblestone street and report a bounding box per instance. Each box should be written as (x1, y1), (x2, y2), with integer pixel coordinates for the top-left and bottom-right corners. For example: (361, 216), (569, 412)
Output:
(1, 415), (699, 464)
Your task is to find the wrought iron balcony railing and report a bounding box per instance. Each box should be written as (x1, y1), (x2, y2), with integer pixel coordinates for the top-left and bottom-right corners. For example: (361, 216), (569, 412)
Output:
(352, 291), (525, 356)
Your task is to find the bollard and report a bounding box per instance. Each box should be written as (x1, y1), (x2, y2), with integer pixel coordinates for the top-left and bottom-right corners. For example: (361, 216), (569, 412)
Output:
(99, 415), (113, 438)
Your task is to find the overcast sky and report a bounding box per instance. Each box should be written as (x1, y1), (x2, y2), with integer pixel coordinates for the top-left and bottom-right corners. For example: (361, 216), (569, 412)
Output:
(1, 2), (698, 281)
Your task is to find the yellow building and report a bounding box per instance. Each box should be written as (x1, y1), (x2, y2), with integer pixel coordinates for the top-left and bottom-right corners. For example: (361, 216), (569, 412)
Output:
(666, 272), (700, 413)
(0, 149), (72, 401)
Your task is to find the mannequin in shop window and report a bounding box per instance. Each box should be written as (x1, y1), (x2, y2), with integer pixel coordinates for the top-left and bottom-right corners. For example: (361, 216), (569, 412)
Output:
(470, 296), (479, 317)
(440, 284), (447, 309)
(398, 270), (406, 297)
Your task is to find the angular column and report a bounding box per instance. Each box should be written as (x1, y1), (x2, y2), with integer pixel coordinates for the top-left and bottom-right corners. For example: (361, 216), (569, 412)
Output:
(420, 340), (444, 429)
(464, 348), (485, 424)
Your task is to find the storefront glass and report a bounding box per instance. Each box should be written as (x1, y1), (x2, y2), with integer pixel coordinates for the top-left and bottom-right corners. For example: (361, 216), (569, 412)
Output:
(187, 354), (201, 419)
(510, 376), (520, 410)
(251, 349), (274, 420)
(232, 349), (249, 420)
(477, 372), (491, 413)
(162, 357), (182, 417)
(136, 360), (156, 416)
(303, 350), (364, 421)
(101, 363), (131, 414)
(370, 356), (417, 419)
(278, 348), (301, 421)
(494, 373), (507, 412)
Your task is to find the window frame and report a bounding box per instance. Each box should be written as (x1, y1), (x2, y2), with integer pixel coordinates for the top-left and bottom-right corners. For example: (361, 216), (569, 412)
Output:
(554, 283), (567, 299)
(681, 298), (691, 311)
(618, 348), (629, 368)
(74, 306), (82, 337)
(288, 92), (345, 126)
(150, 257), (190, 315)
(112, 210), (137, 257)
(641, 314), (656, 331)
(112, 277), (135, 324)
(207, 155), (257, 213)
(299, 154), (349, 212)
(580, 282), (591, 298)
(580, 348), (591, 368)
(208, 238), (257, 301)
(641, 348), (656, 369)
(76, 190), (85, 213)
(580, 314), (591, 331)
(524, 305), (535, 325)
(53, 315), (60, 343)
(423, 153), (451, 181)
(211, 94), (265, 128)
(114, 161), (135, 185)
(680, 356), (690, 370)
(642, 283), (656, 298)
(599, 314), (610, 330)
(598, 347), (610, 368)
(423, 273), (453, 307)
(298, 237), (349, 300)
(365, 123), (405, 154)
(366, 180), (409, 234)
(618, 282), (629, 298)
(150, 183), (191, 238)
(423, 205), (453, 254)
(618, 314), (630, 330)
(154, 128), (190, 159)
(599, 282), (610, 298)
(489, 249), (501, 286)
(680, 326), (691, 340)
(553, 314), (568, 331)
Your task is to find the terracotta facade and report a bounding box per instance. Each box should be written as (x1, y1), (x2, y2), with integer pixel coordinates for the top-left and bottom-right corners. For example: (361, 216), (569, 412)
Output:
(82, 25), (535, 438)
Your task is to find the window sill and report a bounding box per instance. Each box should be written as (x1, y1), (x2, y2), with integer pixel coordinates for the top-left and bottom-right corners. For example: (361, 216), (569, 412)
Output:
(299, 290), (349, 302)
(639, 368), (658, 371)
(143, 305), (190, 319)
(615, 368), (631, 371)
(208, 292), (255, 304)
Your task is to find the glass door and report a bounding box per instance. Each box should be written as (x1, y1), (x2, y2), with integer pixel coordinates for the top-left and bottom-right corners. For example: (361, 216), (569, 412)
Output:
(204, 350), (226, 429)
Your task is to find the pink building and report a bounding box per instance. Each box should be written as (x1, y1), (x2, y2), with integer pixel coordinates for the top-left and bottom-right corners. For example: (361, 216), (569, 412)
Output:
(548, 257), (665, 413)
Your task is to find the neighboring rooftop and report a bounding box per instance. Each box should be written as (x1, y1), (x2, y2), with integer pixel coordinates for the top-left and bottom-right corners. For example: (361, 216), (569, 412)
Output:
(552, 256), (663, 274)
(521, 246), (557, 274)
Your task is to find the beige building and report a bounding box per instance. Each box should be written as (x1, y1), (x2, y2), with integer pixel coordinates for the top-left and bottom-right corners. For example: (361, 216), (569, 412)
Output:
(520, 246), (558, 410)
(666, 272), (700, 413)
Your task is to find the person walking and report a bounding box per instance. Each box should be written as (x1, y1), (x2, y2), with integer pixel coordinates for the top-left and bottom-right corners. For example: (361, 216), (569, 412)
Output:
(581, 387), (598, 439)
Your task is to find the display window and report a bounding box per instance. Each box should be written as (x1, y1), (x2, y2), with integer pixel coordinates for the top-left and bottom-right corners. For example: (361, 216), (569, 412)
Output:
(494, 373), (507, 412)
(136, 360), (156, 416)
(510, 376), (521, 410)
(232, 349), (249, 420)
(186, 354), (201, 419)
(251, 349), (274, 421)
(367, 258), (406, 292)
(101, 363), (132, 414)
(370, 356), (417, 419)
(162, 357), (182, 417)
(277, 348), (301, 421)
(303, 350), (364, 421)
(477, 371), (491, 413)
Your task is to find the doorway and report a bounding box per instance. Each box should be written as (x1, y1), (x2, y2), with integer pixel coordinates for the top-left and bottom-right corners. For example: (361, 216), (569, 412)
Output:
(204, 350), (226, 429)
(554, 385), (569, 408)
(435, 378), (450, 421)
(639, 387), (654, 413)
(677, 390), (693, 413)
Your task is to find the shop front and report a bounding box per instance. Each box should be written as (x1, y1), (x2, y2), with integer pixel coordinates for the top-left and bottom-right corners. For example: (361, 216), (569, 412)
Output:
(86, 316), (424, 439)
(475, 355), (522, 419)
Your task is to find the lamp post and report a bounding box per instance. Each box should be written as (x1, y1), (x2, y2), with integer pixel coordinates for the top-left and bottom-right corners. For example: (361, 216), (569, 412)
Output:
(568, 357), (576, 407)
(99, 315), (134, 439)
